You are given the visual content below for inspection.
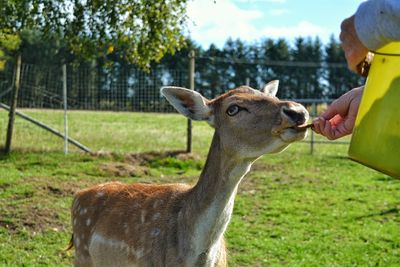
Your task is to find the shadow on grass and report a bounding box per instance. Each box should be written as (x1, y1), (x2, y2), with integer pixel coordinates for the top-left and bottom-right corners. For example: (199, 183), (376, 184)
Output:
(0, 145), (72, 158)
(354, 205), (400, 220)
(373, 175), (400, 182)
(0, 145), (7, 159)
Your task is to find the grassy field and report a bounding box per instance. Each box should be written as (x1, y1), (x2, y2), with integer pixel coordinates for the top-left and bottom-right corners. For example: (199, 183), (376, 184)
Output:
(0, 109), (399, 266)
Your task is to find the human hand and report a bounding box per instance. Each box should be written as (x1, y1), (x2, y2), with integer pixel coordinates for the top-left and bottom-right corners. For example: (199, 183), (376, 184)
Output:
(340, 15), (369, 72)
(313, 86), (364, 140)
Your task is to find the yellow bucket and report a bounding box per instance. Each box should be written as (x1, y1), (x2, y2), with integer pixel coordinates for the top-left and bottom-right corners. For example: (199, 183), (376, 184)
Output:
(348, 42), (400, 178)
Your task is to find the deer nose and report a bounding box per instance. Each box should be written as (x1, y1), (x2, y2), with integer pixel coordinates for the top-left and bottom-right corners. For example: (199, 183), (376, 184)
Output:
(281, 105), (308, 125)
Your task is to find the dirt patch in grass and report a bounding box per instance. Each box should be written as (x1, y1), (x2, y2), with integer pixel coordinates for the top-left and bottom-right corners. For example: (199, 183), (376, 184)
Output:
(233, 163), (275, 195)
(0, 182), (11, 190)
(21, 206), (66, 232)
(99, 150), (202, 177)
(239, 175), (261, 195)
(124, 150), (201, 165)
(1, 205), (67, 234)
(28, 176), (94, 196)
(45, 185), (69, 196)
(1, 151), (202, 234)
(0, 219), (18, 232)
(99, 162), (147, 177)
(252, 161), (283, 172)
(0, 176), (96, 234)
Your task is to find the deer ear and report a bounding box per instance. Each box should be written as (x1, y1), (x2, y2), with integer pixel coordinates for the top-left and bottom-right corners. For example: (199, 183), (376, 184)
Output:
(263, 80), (279, 97)
(161, 86), (213, 122)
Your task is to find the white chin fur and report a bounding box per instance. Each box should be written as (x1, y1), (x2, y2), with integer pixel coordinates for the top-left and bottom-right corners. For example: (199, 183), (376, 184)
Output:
(280, 128), (308, 143)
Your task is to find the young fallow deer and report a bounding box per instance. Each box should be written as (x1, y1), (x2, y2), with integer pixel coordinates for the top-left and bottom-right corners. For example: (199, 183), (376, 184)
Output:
(69, 80), (309, 267)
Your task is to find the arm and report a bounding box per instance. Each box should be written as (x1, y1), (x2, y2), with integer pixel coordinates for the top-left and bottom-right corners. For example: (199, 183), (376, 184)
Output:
(341, 0), (400, 72)
(355, 0), (400, 50)
(314, 0), (400, 140)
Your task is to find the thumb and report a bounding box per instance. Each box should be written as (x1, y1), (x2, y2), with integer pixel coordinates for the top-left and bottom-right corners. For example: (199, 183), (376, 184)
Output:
(321, 101), (342, 120)
(321, 95), (351, 120)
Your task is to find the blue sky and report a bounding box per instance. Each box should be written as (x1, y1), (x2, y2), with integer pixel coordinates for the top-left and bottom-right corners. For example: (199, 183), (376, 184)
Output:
(186, 0), (365, 48)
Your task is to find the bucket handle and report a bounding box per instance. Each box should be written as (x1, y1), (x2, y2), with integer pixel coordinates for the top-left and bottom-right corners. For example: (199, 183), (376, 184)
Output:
(371, 50), (400, 56)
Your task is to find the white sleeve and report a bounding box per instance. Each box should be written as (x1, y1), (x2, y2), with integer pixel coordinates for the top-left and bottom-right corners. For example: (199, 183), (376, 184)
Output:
(354, 0), (400, 50)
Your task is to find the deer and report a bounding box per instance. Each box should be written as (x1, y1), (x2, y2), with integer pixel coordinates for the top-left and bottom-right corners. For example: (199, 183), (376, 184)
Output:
(68, 80), (309, 267)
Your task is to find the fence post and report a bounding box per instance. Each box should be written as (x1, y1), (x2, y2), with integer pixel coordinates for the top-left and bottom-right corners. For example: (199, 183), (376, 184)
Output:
(62, 64), (68, 155)
(4, 54), (22, 154)
(310, 102), (317, 154)
(187, 50), (195, 153)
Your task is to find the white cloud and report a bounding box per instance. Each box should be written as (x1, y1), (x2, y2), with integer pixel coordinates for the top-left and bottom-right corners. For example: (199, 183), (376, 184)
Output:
(261, 21), (327, 40)
(187, 1), (329, 48)
(187, 0), (262, 48)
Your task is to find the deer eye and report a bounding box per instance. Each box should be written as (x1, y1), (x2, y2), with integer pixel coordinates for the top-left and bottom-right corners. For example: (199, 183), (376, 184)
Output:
(226, 105), (241, 116)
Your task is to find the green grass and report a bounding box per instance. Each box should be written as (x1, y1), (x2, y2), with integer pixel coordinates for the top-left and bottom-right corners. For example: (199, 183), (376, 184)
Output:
(0, 109), (399, 266)
(0, 109), (213, 154)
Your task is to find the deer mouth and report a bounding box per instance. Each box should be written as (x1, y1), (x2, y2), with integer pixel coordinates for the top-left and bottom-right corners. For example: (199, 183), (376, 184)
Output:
(279, 123), (310, 142)
(290, 123), (313, 131)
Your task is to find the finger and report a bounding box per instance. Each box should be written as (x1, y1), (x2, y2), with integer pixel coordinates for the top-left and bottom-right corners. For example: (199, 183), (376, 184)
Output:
(312, 117), (324, 135)
(323, 119), (348, 140)
(322, 119), (336, 140)
(331, 128), (349, 139)
(334, 124), (351, 138)
(340, 16), (353, 33)
(322, 93), (354, 121)
(321, 101), (343, 121)
(329, 119), (353, 139)
(340, 30), (354, 47)
(312, 118), (320, 134)
(336, 116), (356, 136)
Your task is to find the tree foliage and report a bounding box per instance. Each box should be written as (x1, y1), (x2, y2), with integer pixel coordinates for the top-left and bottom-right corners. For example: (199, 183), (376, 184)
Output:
(0, 17), (366, 106)
(0, 0), (189, 68)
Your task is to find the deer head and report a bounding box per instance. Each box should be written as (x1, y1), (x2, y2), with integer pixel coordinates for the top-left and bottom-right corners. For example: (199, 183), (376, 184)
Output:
(161, 80), (309, 159)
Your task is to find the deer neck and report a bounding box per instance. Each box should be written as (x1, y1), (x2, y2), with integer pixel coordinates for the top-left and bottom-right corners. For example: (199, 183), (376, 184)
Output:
(191, 131), (252, 204)
(178, 131), (254, 263)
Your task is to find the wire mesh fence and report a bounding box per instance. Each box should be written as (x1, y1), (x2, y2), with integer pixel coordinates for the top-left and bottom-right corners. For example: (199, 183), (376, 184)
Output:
(0, 55), (365, 153)
(0, 63), (187, 113)
(0, 55), (365, 111)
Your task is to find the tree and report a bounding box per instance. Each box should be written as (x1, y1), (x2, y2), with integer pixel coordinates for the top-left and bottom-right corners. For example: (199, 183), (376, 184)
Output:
(258, 38), (291, 97)
(289, 37), (323, 99)
(0, 0), (190, 153)
(222, 38), (255, 90)
(324, 35), (365, 99)
(0, 33), (20, 70)
(199, 43), (227, 98)
(0, 0), (189, 68)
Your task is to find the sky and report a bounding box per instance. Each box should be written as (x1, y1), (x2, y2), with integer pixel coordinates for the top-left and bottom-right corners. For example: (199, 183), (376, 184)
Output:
(186, 0), (365, 48)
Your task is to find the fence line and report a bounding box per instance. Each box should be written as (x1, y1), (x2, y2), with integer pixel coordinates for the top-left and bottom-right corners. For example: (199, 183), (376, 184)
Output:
(0, 102), (91, 153)
(0, 54), (359, 153)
